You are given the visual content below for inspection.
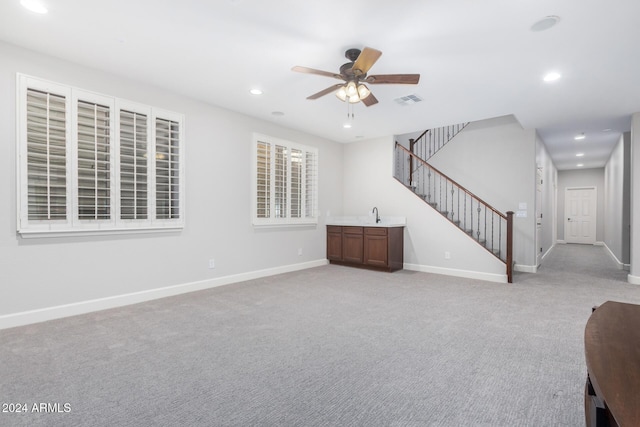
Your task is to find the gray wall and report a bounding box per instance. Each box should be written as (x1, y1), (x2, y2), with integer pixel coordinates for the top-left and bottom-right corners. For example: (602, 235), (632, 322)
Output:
(342, 136), (506, 281)
(604, 133), (631, 265)
(0, 42), (344, 320)
(426, 115), (538, 269)
(556, 168), (605, 242)
(536, 134), (558, 261)
(631, 113), (640, 282)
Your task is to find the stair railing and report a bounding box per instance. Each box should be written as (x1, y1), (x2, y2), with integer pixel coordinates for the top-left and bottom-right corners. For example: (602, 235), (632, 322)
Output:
(395, 142), (513, 283)
(408, 122), (469, 164)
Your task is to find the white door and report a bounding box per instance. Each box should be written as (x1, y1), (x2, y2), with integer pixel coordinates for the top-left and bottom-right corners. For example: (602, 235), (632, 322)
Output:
(536, 168), (543, 265)
(564, 187), (596, 244)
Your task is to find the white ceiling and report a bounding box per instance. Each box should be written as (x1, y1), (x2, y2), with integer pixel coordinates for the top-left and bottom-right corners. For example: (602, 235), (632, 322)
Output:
(2, 0), (640, 170)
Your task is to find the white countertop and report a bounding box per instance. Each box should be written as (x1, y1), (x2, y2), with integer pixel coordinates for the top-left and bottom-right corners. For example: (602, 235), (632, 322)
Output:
(326, 216), (406, 228)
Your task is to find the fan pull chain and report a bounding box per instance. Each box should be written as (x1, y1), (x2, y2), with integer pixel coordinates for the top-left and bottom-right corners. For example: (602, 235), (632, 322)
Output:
(343, 102), (355, 128)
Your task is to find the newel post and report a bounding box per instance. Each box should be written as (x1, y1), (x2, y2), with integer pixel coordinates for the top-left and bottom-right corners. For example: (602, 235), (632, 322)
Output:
(409, 138), (416, 186)
(506, 211), (514, 283)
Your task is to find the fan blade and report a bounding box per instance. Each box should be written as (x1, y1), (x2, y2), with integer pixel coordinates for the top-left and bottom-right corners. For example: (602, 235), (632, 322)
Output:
(361, 92), (379, 107)
(365, 74), (420, 84)
(307, 83), (345, 100)
(292, 66), (345, 80)
(352, 47), (382, 76)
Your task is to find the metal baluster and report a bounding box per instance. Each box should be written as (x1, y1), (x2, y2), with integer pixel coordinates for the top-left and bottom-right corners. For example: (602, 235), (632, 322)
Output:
(499, 217), (503, 260)
(444, 178), (448, 216)
(470, 198), (473, 238)
(427, 166), (431, 203)
(457, 186), (460, 226)
(491, 212), (495, 254)
(484, 207), (487, 248)
(464, 191), (467, 232)
(477, 205), (481, 242)
(450, 186), (455, 220)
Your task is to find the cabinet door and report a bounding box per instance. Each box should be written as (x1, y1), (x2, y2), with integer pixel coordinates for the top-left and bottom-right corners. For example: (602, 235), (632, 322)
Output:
(327, 231), (343, 260)
(364, 234), (388, 267)
(343, 227), (364, 263)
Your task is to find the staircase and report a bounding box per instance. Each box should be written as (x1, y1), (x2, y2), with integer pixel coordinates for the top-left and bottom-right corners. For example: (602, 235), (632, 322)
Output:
(394, 126), (513, 283)
(408, 122), (469, 162)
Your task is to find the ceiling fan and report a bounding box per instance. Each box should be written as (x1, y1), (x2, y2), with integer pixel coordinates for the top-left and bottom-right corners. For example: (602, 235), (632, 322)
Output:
(292, 47), (420, 107)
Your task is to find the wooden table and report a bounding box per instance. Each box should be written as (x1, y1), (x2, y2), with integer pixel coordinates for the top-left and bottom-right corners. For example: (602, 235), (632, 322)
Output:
(584, 301), (640, 426)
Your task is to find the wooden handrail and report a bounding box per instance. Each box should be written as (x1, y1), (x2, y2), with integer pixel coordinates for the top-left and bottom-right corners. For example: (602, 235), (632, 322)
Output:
(412, 128), (430, 143)
(506, 211), (513, 283)
(396, 142), (507, 219)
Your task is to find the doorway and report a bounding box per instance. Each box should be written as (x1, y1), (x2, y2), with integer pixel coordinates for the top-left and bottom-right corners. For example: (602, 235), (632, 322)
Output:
(564, 187), (597, 244)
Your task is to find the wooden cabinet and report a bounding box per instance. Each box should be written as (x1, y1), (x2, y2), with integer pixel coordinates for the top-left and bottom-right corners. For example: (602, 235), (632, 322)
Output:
(342, 227), (363, 263)
(364, 227), (389, 267)
(326, 226), (343, 261)
(326, 225), (404, 272)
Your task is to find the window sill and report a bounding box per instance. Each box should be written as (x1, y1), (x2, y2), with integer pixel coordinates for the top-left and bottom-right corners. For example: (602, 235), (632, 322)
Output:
(18, 226), (184, 239)
(252, 220), (318, 229)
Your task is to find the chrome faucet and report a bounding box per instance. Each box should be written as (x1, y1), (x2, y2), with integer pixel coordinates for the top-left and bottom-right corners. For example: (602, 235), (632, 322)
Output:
(372, 207), (380, 223)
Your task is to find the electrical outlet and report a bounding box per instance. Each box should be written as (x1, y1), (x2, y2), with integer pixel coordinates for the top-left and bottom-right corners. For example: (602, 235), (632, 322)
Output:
(444, 251), (451, 259)
(298, 248), (303, 256)
(208, 259), (215, 269)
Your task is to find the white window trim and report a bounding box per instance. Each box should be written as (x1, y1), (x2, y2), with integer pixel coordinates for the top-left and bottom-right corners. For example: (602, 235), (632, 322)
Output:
(16, 74), (185, 238)
(252, 133), (318, 227)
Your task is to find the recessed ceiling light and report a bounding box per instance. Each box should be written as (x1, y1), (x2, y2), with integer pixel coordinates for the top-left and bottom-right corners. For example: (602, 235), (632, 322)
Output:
(574, 133), (585, 140)
(577, 164), (584, 167)
(343, 123), (352, 129)
(20, 0), (48, 14)
(271, 111), (284, 117)
(543, 72), (561, 82)
(531, 16), (561, 32)
(576, 153), (584, 157)
(250, 89), (263, 95)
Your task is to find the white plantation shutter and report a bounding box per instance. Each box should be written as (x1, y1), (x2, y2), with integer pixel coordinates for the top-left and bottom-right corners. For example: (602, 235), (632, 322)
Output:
(252, 134), (318, 226)
(119, 109), (148, 220)
(290, 148), (302, 218)
(155, 117), (181, 220)
(76, 100), (112, 220)
(17, 75), (184, 236)
(274, 145), (287, 219)
(25, 88), (68, 221)
(305, 151), (317, 219)
(256, 141), (271, 218)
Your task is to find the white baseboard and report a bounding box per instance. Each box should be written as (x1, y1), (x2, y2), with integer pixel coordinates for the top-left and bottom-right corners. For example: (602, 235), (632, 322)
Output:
(628, 274), (640, 285)
(600, 242), (630, 271)
(540, 244), (555, 262)
(0, 259), (328, 331)
(514, 264), (537, 273)
(403, 263), (508, 283)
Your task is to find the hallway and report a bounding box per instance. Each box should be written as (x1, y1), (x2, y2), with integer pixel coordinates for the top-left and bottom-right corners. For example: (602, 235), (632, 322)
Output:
(537, 243), (628, 283)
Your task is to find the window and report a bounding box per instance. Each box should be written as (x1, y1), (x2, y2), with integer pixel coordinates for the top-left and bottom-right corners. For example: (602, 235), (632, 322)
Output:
(253, 134), (318, 226)
(17, 74), (185, 236)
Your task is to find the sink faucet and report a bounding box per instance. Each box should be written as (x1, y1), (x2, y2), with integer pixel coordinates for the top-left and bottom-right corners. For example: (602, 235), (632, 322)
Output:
(372, 207), (380, 223)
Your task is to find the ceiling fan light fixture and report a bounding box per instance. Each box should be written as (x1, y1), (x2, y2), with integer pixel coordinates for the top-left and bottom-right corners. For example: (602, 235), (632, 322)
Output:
(335, 87), (347, 102)
(357, 84), (370, 99)
(345, 81), (358, 97)
(348, 94), (360, 104)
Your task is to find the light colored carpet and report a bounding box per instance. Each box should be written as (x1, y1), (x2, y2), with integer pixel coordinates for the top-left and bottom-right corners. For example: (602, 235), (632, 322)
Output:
(0, 243), (637, 426)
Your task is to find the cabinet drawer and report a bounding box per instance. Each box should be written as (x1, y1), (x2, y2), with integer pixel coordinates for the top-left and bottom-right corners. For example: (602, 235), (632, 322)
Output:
(327, 226), (342, 234)
(343, 226), (363, 234)
(365, 227), (387, 236)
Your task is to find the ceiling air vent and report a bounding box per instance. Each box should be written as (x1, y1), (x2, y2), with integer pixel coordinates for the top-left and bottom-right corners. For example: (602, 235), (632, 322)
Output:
(394, 94), (423, 106)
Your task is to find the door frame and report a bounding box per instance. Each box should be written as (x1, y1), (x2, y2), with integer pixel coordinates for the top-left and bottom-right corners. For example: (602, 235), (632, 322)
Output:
(564, 186), (597, 244)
